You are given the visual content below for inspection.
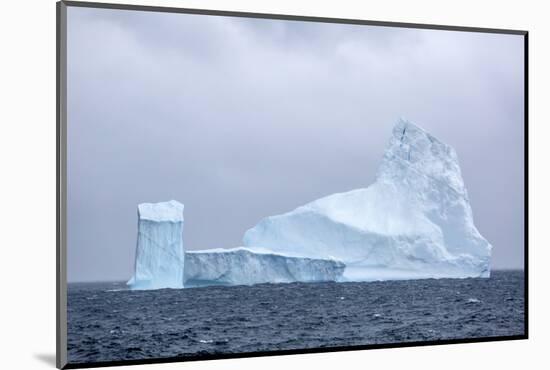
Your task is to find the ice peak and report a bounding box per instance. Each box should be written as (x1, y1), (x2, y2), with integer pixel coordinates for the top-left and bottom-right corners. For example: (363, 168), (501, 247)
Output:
(392, 118), (430, 141)
(390, 118), (452, 158)
(243, 119), (491, 281)
(378, 119), (465, 196)
(138, 200), (184, 222)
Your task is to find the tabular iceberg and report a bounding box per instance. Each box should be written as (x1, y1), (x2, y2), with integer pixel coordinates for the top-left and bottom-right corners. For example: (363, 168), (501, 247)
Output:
(184, 247), (345, 286)
(127, 200), (185, 290)
(243, 119), (492, 281)
(127, 201), (341, 290)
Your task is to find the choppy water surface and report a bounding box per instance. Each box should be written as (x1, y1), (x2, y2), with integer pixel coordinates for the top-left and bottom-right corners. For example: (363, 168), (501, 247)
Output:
(68, 271), (524, 364)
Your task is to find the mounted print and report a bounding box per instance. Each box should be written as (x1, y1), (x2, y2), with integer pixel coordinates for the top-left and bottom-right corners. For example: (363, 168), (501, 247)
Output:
(56, 1), (528, 368)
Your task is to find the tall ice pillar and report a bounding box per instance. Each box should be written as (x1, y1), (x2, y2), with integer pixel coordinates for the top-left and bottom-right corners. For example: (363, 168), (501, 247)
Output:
(127, 200), (185, 290)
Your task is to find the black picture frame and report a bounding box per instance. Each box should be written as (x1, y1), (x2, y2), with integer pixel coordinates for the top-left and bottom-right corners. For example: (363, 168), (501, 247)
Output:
(56, 1), (529, 368)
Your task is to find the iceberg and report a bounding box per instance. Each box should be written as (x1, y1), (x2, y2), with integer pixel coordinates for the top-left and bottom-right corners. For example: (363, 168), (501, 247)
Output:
(127, 200), (185, 290)
(184, 247), (345, 286)
(127, 119), (492, 289)
(243, 119), (492, 281)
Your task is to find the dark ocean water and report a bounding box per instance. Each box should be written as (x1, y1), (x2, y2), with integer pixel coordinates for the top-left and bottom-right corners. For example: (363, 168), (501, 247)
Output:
(67, 270), (524, 364)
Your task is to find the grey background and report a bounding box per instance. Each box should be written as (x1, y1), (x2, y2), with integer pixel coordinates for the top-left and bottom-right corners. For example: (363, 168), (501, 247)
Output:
(67, 7), (525, 282)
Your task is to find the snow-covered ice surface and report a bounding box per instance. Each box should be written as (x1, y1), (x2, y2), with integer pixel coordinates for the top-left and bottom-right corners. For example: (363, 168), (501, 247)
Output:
(127, 200), (185, 290)
(243, 119), (492, 281)
(184, 247), (345, 286)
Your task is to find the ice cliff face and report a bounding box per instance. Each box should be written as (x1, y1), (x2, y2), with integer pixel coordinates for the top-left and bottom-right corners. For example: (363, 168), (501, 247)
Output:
(243, 119), (492, 280)
(184, 247), (345, 286)
(127, 200), (185, 290)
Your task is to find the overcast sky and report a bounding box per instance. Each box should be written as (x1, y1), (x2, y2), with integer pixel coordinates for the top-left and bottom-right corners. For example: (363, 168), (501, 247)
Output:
(67, 7), (525, 282)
